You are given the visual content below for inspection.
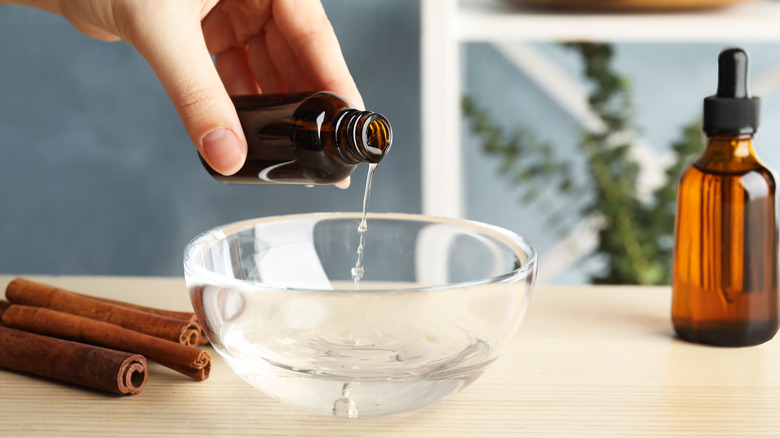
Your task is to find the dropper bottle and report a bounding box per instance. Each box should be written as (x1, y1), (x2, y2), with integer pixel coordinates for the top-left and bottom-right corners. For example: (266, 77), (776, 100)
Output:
(672, 48), (779, 347)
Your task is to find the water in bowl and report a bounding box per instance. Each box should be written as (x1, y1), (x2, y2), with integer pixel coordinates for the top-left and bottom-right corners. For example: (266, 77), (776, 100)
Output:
(193, 279), (525, 417)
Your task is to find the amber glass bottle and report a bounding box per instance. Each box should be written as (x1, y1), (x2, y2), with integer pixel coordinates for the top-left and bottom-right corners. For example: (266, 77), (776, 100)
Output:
(672, 48), (778, 347)
(201, 91), (392, 184)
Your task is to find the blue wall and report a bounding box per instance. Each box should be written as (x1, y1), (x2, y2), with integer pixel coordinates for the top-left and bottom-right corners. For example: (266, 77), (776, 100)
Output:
(0, 0), (421, 276)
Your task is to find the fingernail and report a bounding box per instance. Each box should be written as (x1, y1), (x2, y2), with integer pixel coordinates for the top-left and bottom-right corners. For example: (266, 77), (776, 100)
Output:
(202, 128), (245, 175)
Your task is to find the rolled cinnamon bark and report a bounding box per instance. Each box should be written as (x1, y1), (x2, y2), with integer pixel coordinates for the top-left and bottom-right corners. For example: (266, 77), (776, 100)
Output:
(188, 285), (215, 345)
(5, 278), (200, 345)
(2, 305), (210, 381)
(90, 295), (198, 322)
(90, 295), (210, 345)
(0, 325), (147, 395)
(0, 300), (9, 319)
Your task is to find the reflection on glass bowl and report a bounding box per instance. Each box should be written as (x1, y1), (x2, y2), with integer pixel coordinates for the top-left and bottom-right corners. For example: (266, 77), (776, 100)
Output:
(184, 212), (537, 418)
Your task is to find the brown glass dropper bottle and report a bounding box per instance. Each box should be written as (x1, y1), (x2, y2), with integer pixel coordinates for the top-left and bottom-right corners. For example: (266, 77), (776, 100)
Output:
(200, 91), (392, 185)
(671, 48), (779, 347)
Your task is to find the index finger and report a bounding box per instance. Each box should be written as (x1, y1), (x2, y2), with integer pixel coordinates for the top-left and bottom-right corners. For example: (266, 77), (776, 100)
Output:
(272, 0), (364, 109)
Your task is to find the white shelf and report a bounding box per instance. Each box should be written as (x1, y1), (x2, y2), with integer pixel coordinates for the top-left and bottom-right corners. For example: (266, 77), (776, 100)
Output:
(459, 0), (780, 42)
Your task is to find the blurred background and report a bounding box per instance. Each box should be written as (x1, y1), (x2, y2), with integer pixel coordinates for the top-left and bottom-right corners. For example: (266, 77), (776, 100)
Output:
(2, 0), (780, 284)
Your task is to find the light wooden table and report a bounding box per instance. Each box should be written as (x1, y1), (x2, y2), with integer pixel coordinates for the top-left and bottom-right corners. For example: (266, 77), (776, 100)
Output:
(1, 275), (779, 437)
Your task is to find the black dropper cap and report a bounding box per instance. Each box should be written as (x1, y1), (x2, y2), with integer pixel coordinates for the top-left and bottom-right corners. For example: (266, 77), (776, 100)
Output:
(703, 48), (760, 136)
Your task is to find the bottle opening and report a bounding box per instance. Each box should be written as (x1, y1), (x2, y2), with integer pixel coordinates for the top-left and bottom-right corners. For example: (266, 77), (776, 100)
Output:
(337, 109), (393, 164)
(362, 116), (392, 157)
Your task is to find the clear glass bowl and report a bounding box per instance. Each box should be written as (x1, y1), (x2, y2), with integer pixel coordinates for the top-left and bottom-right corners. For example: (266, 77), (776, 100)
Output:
(184, 212), (537, 418)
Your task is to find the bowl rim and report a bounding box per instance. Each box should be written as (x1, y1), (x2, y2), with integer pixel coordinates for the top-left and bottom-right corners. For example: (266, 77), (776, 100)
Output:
(183, 212), (537, 293)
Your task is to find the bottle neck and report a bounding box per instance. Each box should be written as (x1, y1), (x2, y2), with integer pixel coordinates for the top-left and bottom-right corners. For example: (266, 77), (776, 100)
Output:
(694, 134), (761, 173)
(334, 109), (392, 164)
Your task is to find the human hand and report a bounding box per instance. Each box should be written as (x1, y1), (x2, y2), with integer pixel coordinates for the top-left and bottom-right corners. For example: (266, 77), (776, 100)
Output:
(15, 0), (363, 177)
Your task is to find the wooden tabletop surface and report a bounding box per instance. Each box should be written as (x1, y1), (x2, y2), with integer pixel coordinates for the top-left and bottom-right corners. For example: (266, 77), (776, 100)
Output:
(1, 275), (778, 437)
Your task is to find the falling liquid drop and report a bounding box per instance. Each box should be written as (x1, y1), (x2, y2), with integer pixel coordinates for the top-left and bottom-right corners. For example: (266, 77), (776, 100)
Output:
(352, 163), (378, 289)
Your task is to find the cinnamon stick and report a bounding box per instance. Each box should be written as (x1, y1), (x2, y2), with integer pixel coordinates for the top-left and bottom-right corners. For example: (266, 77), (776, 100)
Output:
(0, 325), (147, 395)
(2, 305), (210, 381)
(90, 295), (198, 322)
(90, 295), (210, 345)
(5, 278), (200, 345)
(189, 284), (214, 344)
(0, 300), (9, 319)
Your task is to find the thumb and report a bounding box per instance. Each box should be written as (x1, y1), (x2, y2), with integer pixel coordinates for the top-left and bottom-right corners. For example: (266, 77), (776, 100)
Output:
(129, 7), (246, 175)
